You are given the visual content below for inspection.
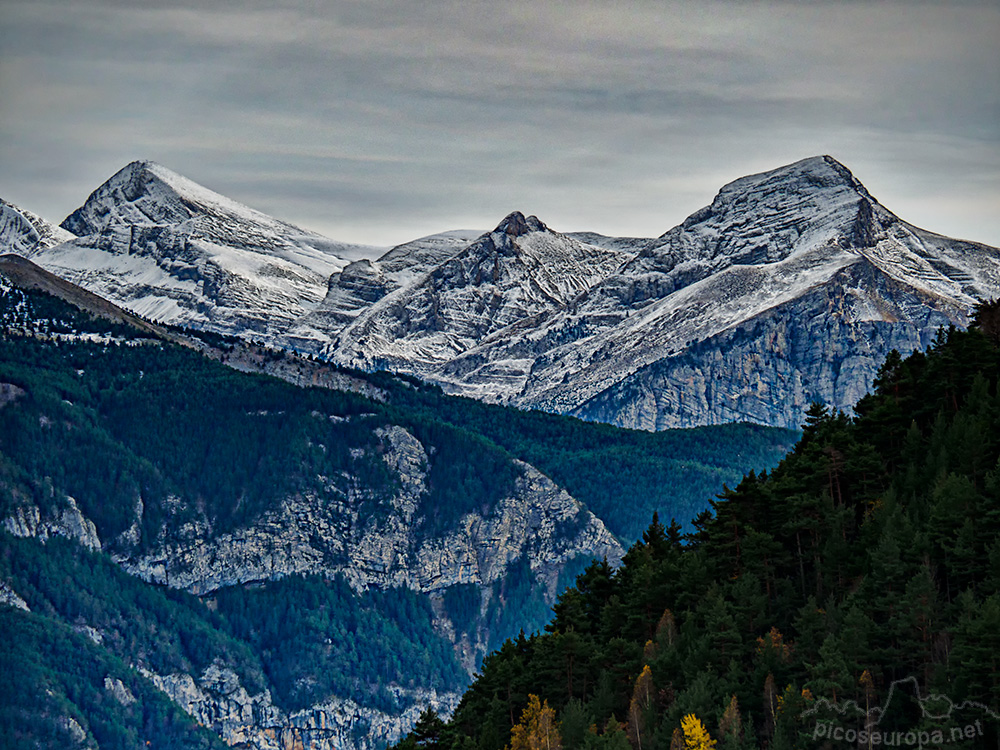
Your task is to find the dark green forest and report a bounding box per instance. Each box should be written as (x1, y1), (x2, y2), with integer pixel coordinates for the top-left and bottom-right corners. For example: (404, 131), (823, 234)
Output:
(395, 309), (1000, 750)
(0, 271), (794, 748)
(376, 380), (795, 542)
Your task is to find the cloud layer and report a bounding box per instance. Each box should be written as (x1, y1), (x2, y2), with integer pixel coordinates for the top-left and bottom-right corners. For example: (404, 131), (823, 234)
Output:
(1, 0), (998, 248)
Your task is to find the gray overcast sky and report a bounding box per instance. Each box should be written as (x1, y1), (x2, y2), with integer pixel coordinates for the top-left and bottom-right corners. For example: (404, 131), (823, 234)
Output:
(1, 0), (998, 250)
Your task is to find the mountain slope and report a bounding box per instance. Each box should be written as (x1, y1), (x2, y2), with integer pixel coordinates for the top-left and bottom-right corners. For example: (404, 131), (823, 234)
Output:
(0, 263), (795, 749)
(286, 229), (481, 347)
(26, 161), (375, 336)
(399, 305), (1000, 750)
(0, 268), (617, 749)
(426, 157), (1000, 428)
(325, 212), (632, 373)
(0, 253), (177, 340)
(0, 197), (75, 256)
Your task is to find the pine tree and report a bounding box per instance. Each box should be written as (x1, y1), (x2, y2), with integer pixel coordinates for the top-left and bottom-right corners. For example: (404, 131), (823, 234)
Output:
(559, 700), (591, 750)
(597, 717), (631, 750)
(950, 592), (1000, 713)
(807, 633), (854, 704)
(717, 695), (742, 750)
(973, 298), (1000, 345)
(413, 708), (447, 750)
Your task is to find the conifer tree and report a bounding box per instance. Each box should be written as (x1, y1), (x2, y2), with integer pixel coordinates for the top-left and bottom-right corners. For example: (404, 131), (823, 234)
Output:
(559, 700), (591, 750)
(717, 695), (742, 750)
(597, 717), (630, 750)
(807, 633), (854, 703)
(413, 708), (447, 750)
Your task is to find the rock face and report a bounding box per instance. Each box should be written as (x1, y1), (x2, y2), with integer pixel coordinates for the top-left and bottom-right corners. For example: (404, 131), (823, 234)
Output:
(325, 213), (632, 372)
(1, 421), (621, 750)
(0, 198), (74, 255)
(284, 230), (481, 351)
(572, 260), (965, 429)
(0, 580), (30, 611)
(141, 662), (461, 750)
(3, 495), (102, 551)
(115, 425), (622, 596)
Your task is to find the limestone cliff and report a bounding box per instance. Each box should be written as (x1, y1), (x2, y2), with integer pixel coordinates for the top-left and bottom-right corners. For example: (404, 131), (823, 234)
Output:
(0, 420), (621, 750)
(3, 494), (102, 551)
(140, 662), (461, 750)
(114, 425), (622, 596)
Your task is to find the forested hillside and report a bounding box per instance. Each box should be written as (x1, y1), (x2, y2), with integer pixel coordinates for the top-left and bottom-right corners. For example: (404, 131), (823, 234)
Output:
(397, 305), (1000, 750)
(0, 265), (795, 748)
(376, 377), (794, 542)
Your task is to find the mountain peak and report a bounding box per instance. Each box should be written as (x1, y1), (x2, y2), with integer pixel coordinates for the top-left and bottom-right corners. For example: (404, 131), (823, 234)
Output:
(657, 154), (881, 258)
(59, 160), (328, 245)
(716, 154), (872, 205)
(61, 160), (205, 235)
(494, 212), (548, 237)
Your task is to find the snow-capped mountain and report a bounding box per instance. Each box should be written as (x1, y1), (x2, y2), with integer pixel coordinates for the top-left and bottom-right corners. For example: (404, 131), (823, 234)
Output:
(7, 155), (999, 430)
(430, 157), (1000, 428)
(0, 198), (75, 256)
(284, 229), (482, 348)
(324, 212), (633, 371)
(28, 161), (377, 335)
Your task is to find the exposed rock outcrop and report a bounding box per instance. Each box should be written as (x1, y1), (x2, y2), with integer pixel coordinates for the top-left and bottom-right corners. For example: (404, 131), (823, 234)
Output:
(141, 662), (461, 750)
(0, 580), (29, 611)
(116, 426), (622, 596)
(570, 256), (968, 429)
(3, 495), (102, 551)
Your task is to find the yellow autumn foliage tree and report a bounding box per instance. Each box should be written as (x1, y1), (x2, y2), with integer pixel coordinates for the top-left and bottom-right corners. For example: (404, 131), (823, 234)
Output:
(508, 694), (561, 750)
(627, 664), (654, 750)
(680, 714), (716, 750)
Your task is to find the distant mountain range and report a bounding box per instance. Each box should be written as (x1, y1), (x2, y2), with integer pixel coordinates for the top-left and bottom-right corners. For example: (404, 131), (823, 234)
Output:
(3, 156), (998, 429)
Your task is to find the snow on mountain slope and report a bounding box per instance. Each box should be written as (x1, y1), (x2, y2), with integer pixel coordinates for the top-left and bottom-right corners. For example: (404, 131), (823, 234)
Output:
(565, 156), (879, 321)
(23, 161), (373, 337)
(418, 156), (887, 400)
(358, 157), (1000, 429)
(323, 212), (633, 370)
(6, 155), (997, 430)
(0, 199), (75, 256)
(376, 229), (485, 288)
(60, 160), (367, 272)
(284, 230), (482, 348)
